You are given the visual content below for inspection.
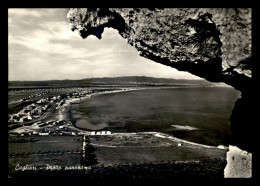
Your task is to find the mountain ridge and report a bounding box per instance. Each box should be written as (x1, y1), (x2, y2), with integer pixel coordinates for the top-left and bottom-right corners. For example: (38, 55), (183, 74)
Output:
(8, 76), (227, 87)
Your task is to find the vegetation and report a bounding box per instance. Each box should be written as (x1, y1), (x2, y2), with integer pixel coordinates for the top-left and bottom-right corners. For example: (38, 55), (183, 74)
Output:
(90, 159), (226, 179)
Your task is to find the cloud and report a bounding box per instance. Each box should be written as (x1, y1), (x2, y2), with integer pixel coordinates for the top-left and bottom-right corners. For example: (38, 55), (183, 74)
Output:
(8, 8), (202, 81)
(8, 8), (42, 17)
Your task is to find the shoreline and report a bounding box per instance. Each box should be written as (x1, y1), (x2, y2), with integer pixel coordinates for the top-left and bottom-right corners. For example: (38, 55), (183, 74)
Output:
(151, 132), (221, 149)
(106, 132), (223, 149)
(9, 86), (229, 150)
(64, 87), (226, 150)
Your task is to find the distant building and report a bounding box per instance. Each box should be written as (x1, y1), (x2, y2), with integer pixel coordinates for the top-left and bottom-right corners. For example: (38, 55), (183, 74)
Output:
(39, 132), (49, 136)
(27, 115), (32, 120)
(19, 113), (26, 117)
(19, 118), (24, 123)
(217, 145), (227, 150)
(35, 108), (42, 114)
(59, 120), (66, 124)
(46, 120), (55, 124)
(92, 131), (112, 135)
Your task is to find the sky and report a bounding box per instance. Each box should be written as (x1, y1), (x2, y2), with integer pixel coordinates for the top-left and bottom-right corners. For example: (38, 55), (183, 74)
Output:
(8, 8), (202, 81)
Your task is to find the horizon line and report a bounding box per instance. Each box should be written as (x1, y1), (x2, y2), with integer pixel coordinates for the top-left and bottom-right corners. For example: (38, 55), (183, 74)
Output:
(8, 75), (204, 82)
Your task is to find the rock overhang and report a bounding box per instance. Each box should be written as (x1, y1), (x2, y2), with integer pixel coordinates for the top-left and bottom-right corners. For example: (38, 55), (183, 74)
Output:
(67, 8), (256, 152)
(67, 8), (252, 93)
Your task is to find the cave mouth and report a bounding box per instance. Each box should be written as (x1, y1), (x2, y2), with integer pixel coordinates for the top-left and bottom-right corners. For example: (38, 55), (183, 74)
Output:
(67, 8), (254, 153)
(70, 27), (242, 149)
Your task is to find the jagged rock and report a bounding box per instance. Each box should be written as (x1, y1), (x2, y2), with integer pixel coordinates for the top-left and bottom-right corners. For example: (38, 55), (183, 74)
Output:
(224, 145), (252, 178)
(67, 8), (256, 152)
(67, 8), (252, 92)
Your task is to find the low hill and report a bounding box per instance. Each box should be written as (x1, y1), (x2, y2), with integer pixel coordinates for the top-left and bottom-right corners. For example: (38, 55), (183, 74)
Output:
(8, 76), (228, 88)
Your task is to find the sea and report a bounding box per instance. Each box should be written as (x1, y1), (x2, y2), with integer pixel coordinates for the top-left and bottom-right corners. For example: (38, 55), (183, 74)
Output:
(69, 87), (241, 146)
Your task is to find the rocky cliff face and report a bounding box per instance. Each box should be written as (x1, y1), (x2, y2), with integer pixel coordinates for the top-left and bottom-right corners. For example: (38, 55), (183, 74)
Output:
(224, 145), (252, 178)
(67, 8), (252, 92)
(67, 8), (255, 152)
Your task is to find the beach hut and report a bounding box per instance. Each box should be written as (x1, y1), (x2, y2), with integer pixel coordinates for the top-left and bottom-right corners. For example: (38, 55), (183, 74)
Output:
(19, 118), (24, 123)
(217, 145), (226, 149)
(39, 132), (49, 136)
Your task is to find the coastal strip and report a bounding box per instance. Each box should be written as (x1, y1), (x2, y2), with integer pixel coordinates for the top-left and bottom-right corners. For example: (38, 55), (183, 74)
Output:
(151, 132), (222, 149)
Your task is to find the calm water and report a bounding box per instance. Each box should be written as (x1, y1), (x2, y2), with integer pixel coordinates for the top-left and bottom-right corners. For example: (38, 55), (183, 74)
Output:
(70, 87), (241, 146)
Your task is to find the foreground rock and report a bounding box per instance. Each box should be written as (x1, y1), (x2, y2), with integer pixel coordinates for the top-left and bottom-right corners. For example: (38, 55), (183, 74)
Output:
(224, 145), (252, 178)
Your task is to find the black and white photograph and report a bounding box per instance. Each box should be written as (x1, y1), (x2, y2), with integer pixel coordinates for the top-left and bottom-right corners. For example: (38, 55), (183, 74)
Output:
(7, 8), (255, 181)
